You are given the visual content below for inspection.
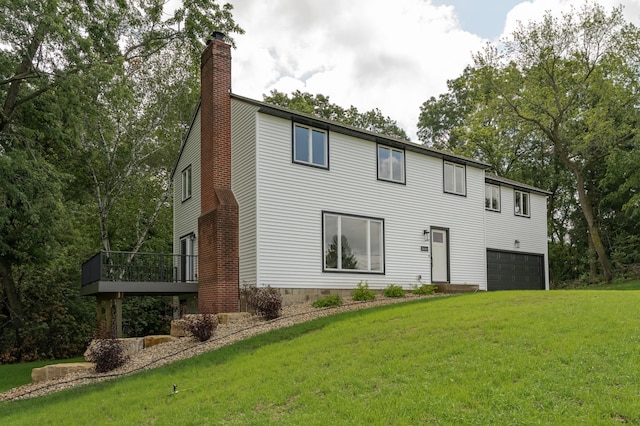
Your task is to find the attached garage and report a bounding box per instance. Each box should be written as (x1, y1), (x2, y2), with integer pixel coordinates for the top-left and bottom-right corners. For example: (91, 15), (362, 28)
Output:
(487, 249), (545, 290)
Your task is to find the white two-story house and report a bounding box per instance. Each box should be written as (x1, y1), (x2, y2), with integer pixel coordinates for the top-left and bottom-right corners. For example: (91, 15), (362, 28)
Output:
(171, 32), (550, 313)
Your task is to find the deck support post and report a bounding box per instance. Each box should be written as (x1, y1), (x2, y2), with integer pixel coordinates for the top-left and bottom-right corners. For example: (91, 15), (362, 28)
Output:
(95, 293), (123, 338)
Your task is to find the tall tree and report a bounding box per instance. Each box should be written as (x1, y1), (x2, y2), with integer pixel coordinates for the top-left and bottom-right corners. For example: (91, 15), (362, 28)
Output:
(264, 89), (409, 140)
(0, 0), (243, 360)
(419, 3), (640, 283)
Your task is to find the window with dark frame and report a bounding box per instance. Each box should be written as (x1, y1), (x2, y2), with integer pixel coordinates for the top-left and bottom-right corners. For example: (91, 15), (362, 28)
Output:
(293, 123), (328, 168)
(377, 145), (405, 183)
(485, 183), (500, 211)
(323, 212), (384, 273)
(514, 190), (530, 217)
(444, 161), (466, 195)
(181, 166), (192, 201)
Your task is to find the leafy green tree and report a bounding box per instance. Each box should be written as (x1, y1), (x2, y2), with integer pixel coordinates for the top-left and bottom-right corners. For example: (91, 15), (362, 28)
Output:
(419, 3), (640, 283)
(264, 90), (409, 140)
(0, 0), (243, 360)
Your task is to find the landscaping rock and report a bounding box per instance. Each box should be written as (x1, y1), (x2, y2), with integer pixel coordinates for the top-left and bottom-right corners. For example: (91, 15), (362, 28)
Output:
(143, 335), (178, 348)
(170, 319), (189, 337)
(217, 312), (251, 325)
(31, 363), (94, 383)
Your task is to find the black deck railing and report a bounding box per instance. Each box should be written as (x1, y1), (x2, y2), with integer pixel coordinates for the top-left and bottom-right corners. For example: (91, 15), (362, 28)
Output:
(81, 251), (198, 287)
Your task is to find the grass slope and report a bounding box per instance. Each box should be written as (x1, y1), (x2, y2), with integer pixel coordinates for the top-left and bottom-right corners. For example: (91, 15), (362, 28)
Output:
(2, 291), (640, 424)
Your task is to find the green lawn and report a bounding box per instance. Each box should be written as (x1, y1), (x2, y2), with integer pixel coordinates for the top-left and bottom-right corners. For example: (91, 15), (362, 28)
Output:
(0, 357), (84, 393)
(2, 290), (640, 424)
(585, 279), (640, 290)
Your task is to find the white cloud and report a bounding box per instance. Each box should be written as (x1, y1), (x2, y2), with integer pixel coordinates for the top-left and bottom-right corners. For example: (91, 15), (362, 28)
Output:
(228, 0), (485, 141)
(198, 0), (640, 141)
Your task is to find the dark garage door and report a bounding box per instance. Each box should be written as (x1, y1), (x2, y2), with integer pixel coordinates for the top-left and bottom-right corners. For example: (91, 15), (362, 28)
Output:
(487, 250), (544, 290)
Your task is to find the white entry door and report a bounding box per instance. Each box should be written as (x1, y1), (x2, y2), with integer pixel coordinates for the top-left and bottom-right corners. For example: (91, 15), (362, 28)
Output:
(431, 229), (449, 282)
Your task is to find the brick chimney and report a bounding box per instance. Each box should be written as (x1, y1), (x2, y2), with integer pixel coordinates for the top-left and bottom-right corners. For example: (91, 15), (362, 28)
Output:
(198, 31), (239, 314)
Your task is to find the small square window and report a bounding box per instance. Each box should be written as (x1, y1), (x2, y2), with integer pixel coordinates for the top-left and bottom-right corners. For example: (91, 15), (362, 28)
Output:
(444, 162), (465, 196)
(293, 124), (328, 168)
(181, 166), (192, 201)
(514, 190), (530, 217)
(485, 184), (500, 211)
(377, 145), (405, 183)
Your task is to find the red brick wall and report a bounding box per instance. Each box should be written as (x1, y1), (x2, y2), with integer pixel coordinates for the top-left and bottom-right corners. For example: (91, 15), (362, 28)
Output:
(198, 35), (239, 314)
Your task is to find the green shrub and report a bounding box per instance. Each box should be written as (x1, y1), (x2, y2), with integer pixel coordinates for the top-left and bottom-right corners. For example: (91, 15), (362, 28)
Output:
(312, 294), (343, 308)
(352, 281), (376, 301)
(86, 338), (128, 373)
(383, 284), (405, 298)
(249, 286), (283, 320)
(412, 284), (437, 295)
(185, 314), (218, 342)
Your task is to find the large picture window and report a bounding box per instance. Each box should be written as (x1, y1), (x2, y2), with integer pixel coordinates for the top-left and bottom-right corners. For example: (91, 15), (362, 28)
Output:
(181, 165), (192, 201)
(293, 123), (328, 168)
(323, 212), (384, 273)
(444, 161), (465, 195)
(485, 184), (500, 211)
(377, 145), (405, 183)
(514, 190), (530, 217)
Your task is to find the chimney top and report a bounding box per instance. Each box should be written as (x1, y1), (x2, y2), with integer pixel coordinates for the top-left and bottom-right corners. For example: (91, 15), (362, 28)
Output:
(212, 31), (225, 40)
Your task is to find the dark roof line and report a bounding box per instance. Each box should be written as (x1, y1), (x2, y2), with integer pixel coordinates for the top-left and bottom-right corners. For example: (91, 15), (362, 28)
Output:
(485, 173), (551, 196)
(230, 93), (491, 170)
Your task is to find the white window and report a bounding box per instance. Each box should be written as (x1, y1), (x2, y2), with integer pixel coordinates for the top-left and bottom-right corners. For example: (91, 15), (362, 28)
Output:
(181, 166), (192, 201)
(293, 124), (328, 168)
(514, 190), (530, 217)
(485, 184), (500, 211)
(444, 161), (466, 195)
(323, 212), (384, 273)
(377, 145), (405, 183)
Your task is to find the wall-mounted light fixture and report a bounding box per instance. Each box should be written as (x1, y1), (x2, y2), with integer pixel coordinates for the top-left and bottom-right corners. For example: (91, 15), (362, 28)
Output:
(423, 230), (430, 241)
(514, 239), (520, 249)
(190, 234), (196, 241)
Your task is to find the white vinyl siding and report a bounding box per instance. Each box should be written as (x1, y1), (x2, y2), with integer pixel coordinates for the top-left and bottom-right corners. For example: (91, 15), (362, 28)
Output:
(254, 112), (487, 290)
(485, 184), (549, 289)
(231, 99), (259, 286)
(173, 109), (201, 265)
(444, 161), (466, 195)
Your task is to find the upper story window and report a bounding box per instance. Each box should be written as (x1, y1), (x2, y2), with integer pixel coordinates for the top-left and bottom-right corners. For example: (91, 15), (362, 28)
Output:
(514, 190), (530, 217)
(444, 161), (466, 196)
(377, 145), (405, 184)
(293, 123), (328, 169)
(485, 184), (500, 211)
(181, 165), (192, 201)
(323, 212), (384, 273)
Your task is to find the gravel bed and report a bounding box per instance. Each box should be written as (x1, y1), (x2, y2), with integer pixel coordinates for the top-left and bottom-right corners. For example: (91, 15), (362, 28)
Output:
(0, 294), (444, 402)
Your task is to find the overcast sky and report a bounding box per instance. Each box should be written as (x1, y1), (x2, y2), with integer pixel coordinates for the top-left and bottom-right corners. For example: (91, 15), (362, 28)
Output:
(216, 0), (640, 141)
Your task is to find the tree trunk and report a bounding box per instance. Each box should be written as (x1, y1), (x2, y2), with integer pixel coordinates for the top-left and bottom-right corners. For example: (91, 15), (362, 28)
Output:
(0, 257), (25, 354)
(574, 172), (613, 282)
(588, 230), (598, 281)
